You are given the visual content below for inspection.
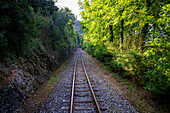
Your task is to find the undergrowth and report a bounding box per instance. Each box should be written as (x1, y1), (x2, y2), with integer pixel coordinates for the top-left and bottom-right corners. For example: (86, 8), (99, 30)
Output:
(49, 74), (60, 84)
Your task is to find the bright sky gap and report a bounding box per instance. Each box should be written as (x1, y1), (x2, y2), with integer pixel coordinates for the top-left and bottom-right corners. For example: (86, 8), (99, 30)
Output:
(55, 0), (81, 20)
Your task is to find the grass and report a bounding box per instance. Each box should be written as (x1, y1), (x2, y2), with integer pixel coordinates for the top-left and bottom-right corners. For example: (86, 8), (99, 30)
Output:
(49, 73), (60, 84)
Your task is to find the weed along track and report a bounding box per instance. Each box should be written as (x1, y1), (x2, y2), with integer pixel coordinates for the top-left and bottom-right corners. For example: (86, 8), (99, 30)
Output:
(62, 48), (105, 112)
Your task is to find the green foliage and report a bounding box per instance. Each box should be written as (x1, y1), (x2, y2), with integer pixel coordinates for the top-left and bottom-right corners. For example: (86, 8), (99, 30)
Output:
(143, 38), (170, 94)
(0, 0), (78, 58)
(0, 0), (35, 55)
(79, 0), (170, 95)
(49, 73), (60, 84)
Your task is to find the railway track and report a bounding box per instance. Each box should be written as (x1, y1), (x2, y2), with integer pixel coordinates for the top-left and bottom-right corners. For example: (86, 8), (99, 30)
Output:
(62, 49), (105, 113)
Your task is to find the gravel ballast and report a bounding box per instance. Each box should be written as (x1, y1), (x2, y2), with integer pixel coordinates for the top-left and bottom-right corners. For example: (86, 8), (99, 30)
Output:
(36, 49), (137, 113)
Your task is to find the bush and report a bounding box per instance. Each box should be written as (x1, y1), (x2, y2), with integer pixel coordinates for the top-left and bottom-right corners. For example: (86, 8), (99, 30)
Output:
(83, 38), (170, 95)
(143, 38), (170, 94)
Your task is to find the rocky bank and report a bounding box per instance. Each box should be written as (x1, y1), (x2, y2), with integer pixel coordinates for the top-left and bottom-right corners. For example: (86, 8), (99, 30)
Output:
(0, 47), (76, 112)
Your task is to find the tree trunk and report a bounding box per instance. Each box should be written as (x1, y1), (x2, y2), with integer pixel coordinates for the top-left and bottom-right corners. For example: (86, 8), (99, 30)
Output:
(121, 19), (124, 50)
(109, 25), (113, 42)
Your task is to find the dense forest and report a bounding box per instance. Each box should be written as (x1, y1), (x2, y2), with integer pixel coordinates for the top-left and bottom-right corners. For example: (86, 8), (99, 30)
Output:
(0, 0), (78, 58)
(79, 0), (170, 96)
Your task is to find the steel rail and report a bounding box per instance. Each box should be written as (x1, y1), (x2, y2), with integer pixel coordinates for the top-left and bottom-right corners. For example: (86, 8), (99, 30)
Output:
(80, 50), (102, 113)
(70, 53), (78, 113)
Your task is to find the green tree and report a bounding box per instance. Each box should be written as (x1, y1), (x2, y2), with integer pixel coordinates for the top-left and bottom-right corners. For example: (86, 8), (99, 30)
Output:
(79, 0), (170, 94)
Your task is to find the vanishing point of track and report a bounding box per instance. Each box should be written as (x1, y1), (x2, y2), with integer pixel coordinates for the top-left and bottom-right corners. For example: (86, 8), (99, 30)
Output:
(62, 48), (103, 113)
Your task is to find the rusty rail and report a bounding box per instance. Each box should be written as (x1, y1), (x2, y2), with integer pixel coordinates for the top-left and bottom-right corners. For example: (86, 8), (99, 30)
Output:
(70, 54), (78, 113)
(70, 49), (101, 113)
(81, 51), (102, 113)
